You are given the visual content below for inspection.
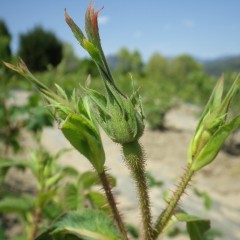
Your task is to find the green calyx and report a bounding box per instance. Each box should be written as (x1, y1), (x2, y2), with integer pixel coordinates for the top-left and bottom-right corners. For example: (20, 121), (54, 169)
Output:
(188, 74), (240, 171)
(85, 82), (144, 144)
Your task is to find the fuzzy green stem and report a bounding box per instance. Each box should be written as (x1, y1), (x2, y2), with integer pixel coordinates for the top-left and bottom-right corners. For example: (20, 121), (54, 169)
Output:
(153, 165), (194, 239)
(98, 168), (129, 240)
(122, 141), (154, 240)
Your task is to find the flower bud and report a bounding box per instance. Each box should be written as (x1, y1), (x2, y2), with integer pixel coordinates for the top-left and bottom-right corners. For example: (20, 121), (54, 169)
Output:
(188, 75), (240, 171)
(65, 3), (145, 144)
(86, 82), (144, 144)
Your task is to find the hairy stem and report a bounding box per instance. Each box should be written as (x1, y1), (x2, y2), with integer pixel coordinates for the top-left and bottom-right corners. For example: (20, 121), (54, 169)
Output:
(153, 165), (194, 239)
(122, 141), (154, 240)
(98, 168), (129, 240)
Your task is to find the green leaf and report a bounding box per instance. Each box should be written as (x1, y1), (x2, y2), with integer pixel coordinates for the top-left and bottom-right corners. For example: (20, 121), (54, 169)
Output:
(35, 228), (54, 240)
(43, 202), (63, 220)
(46, 172), (64, 188)
(192, 114), (240, 171)
(0, 195), (34, 213)
(36, 190), (58, 207)
(82, 39), (102, 64)
(0, 224), (5, 240)
(0, 158), (30, 170)
(87, 191), (110, 214)
(61, 166), (80, 178)
(125, 224), (139, 239)
(54, 148), (72, 161)
(85, 88), (108, 116)
(63, 183), (84, 211)
(61, 113), (105, 173)
(145, 171), (164, 188)
(79, 171), (99, 189)
(11, 236), (27, 240)
(55, 83), (69, 101)
(194, 189), (213, 210)
(176, 213), (211, 240)
(107, 174), (117, 188)
(187, 221), (211, 240)
(36, 209), (120, 240)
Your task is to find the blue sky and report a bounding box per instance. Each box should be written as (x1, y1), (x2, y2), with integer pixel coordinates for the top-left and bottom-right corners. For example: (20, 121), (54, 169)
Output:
(1, 0), (240, 61)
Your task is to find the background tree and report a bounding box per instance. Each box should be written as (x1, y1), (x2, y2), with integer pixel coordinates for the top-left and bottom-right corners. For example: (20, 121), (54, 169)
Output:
(18, 26), (63, 72)
(78, 58), (98, 77)
(0, 20), (12, 61)
(170, 54), (202, 81)
(145, 53), (169, 80)
(115, 48), (143, 75)
(57, 42), (80, 74)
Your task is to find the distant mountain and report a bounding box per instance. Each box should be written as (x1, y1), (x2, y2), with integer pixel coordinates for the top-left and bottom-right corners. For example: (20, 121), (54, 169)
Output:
(200, 55), (240, 76)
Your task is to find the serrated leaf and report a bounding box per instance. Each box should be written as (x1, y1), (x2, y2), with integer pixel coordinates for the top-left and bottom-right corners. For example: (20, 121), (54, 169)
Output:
(36, 209), (120, 240)
(63, 183), (84, 211)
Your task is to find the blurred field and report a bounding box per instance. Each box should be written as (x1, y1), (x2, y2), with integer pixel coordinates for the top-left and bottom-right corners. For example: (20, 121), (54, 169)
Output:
(1, 42), (240, 239)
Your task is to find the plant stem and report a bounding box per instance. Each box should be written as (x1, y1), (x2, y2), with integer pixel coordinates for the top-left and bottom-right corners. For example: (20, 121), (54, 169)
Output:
(29, 207), (42, 240)
(153, 165), (194, 239)
(98, 168), (129, 240)
(122, 141), (154, 240)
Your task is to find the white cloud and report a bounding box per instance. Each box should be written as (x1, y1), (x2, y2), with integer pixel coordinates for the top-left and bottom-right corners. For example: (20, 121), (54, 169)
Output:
(98, 15), (109, 25)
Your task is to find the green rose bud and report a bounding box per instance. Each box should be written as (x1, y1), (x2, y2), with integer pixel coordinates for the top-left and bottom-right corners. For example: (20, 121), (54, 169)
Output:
(85, 81), (144, 144)
(65, 3), (145, 144)
(188, 75), (240, 171)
